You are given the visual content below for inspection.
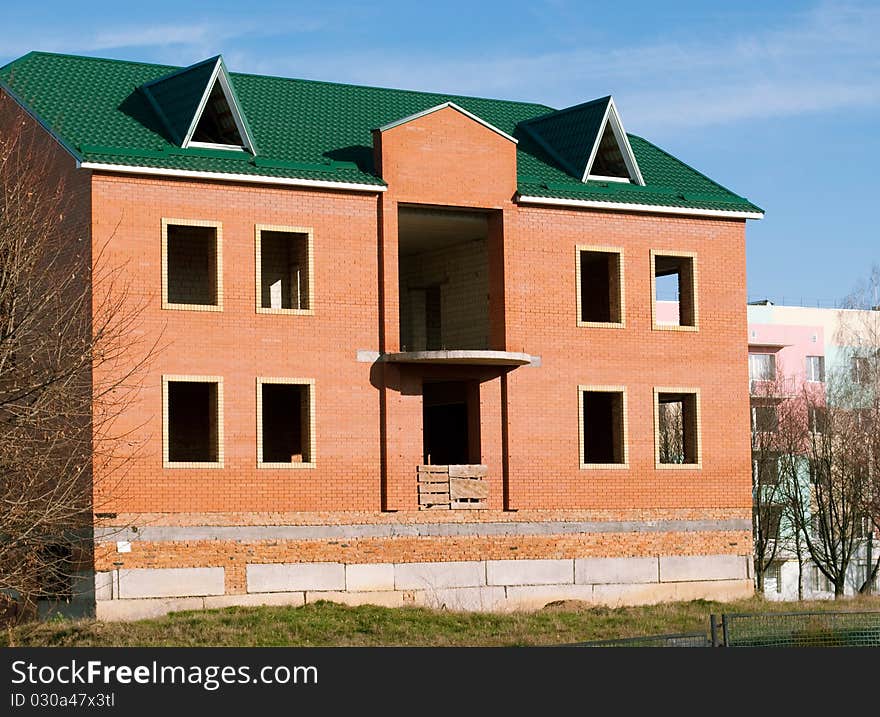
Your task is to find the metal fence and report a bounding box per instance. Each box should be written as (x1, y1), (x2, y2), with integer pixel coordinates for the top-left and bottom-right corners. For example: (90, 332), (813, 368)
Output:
(720, 611), (880, 647)
(561, 611), (880, 647)
(564, 632), (711, 648)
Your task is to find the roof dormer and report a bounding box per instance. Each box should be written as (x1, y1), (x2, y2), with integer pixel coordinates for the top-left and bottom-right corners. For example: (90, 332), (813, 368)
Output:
(140, 55), (256, 153)
(520, 96), (643, 185)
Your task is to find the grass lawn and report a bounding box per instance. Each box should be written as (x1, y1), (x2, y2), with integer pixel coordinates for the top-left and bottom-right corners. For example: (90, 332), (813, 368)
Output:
(5, 595), (880, 647)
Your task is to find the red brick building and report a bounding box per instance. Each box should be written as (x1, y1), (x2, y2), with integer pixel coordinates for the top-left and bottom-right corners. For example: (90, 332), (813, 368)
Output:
(0, 52), (763, 618)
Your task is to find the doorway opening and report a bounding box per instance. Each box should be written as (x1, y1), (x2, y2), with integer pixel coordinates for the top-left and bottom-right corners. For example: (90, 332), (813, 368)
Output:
(422, 380), (480, 465)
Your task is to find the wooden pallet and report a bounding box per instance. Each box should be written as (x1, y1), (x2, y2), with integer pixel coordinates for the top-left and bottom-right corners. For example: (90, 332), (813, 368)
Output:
(417, 465), (488, 510)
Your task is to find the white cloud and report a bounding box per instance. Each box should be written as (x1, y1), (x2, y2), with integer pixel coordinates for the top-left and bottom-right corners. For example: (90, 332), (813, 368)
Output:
(2, 1), (877, 133)
(243, 0), (880, 133)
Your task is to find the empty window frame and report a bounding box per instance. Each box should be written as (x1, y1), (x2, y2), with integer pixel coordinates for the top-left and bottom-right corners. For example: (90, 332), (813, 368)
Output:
(576, 246), (624, 327)
(162, 219), (223, 310)
(812, 565), (833, 593)
(751, 404), (779, 433)
(749, 353), (776, 382)
(163, 376), (224, 467)
(806, 355), (825, 383)
(651, 250), (697, 330)
(255, 225), (314, 314)
(766, 560), (783, 593)
(753, 456), (780, 486)
(808, 405), (827, 434)
(655, 389), (701, 467)
(578, 386), (628, 467)
(256, 378), (315, 468)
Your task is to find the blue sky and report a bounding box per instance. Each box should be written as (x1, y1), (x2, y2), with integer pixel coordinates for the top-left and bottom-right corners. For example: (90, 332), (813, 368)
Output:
(2, 0), (878, 306)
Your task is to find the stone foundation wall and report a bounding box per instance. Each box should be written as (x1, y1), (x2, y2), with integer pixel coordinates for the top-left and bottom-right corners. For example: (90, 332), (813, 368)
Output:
(82, 512), (753, 620)
(91, 554), (751, 620)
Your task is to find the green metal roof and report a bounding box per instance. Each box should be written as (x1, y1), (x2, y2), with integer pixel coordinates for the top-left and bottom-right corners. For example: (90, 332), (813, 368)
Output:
(0, 51), (762, 215)
(141, 56), (218, 145)
(519, 96), (610, 180)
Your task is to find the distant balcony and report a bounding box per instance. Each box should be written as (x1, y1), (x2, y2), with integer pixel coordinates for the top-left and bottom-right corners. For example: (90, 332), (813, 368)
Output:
(750, 377), (797, 399)
(383, 350), (532, 366)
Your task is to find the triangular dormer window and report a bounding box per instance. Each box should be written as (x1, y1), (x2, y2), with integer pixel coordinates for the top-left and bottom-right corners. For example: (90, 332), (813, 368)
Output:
(589, 122), (630, 181)
(583, 99), (643, 185)
(518, 96), (644, 186)
(140, 56), (257, 154)
(191, 78), (244, 146)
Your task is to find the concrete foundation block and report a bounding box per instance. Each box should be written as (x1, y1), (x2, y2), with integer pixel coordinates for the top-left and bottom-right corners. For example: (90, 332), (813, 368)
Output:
(671, 579), (754, 603)
(203, 592), (305, 609)
(659, 555), (748, 582)
(117, 567), (225, 599)
(575, 557), (659, 585)
(96, 597), (205, 621)
(69, 571), (113, 602)
(394, 561), (485, 590)
(305, 590), (423, 608)
(504, 584), (595, 610)
(424, 586), (507, 612)
(247, 563), (346, 593)
(345, 563), (395, 592)
(93, 572), (114, 602)
(593, 578), (754, 607)
(487, 559), (574, 586)
(592, 582), (680, 607)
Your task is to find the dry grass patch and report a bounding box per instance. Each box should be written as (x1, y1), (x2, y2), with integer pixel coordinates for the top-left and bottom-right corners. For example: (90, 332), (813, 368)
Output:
(5, 595), (880, 647)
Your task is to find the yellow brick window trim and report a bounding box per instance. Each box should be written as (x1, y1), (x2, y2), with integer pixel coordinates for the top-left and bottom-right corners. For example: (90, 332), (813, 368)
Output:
(653, 386), (702, 470)
(256, 377), (316, 469)
(578, 384), (629, 469)
(650, 249), (699, 332)
(162, 374), (225, 469)
(161, 218), (224, 312)
(575, 244), (626, 329)
(254, 224), (315, 316)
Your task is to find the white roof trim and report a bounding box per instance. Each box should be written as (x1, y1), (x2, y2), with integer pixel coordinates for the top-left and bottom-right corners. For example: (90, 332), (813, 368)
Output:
(181, 58), (256, 153)
(581, 98), (645, 186)
(79, 162), (387, 193)
(188, 141), (245, 152)
(587, 174), (630, 184)
(517, 194), (763, 220)
(378, 102), (517, 144)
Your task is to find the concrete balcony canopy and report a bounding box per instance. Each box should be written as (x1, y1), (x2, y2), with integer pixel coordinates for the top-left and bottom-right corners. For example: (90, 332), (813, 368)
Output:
(383, 350), (534, 366)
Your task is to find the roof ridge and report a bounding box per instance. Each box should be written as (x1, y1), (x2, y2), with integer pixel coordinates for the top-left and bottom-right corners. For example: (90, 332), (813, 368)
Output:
(0, 50), (37, 73)
(5, 51), (557, 114)
(17, 50), (179, 71)
(227, 69), (557, 113)
(520, 95), (611, 126)
(142, 55), (220, 88)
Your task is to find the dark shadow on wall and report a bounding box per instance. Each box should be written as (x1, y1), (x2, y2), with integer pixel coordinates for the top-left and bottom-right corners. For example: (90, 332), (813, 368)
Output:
(323, 146), (375, 175)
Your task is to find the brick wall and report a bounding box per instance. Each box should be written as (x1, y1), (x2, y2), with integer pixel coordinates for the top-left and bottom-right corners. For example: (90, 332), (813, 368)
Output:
(90, 173), (382, 513)
(398, 237), (489, 350)
(502, 206), (751, 511)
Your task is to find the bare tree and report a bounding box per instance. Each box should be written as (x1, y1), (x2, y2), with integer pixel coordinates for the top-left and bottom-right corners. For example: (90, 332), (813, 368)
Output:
(0, 96), (154, 618)
(837, 267), (880, 593)
(775, 375), (871, 598)
(658, 400), (683, 464)
(750, 373), (789, 593)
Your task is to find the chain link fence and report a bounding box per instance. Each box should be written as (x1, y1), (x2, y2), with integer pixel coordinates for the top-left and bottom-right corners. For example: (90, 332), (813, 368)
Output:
(561, 611), (880, 647)
(720, 611), (880, 647)
(564, 632), (710, 648)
